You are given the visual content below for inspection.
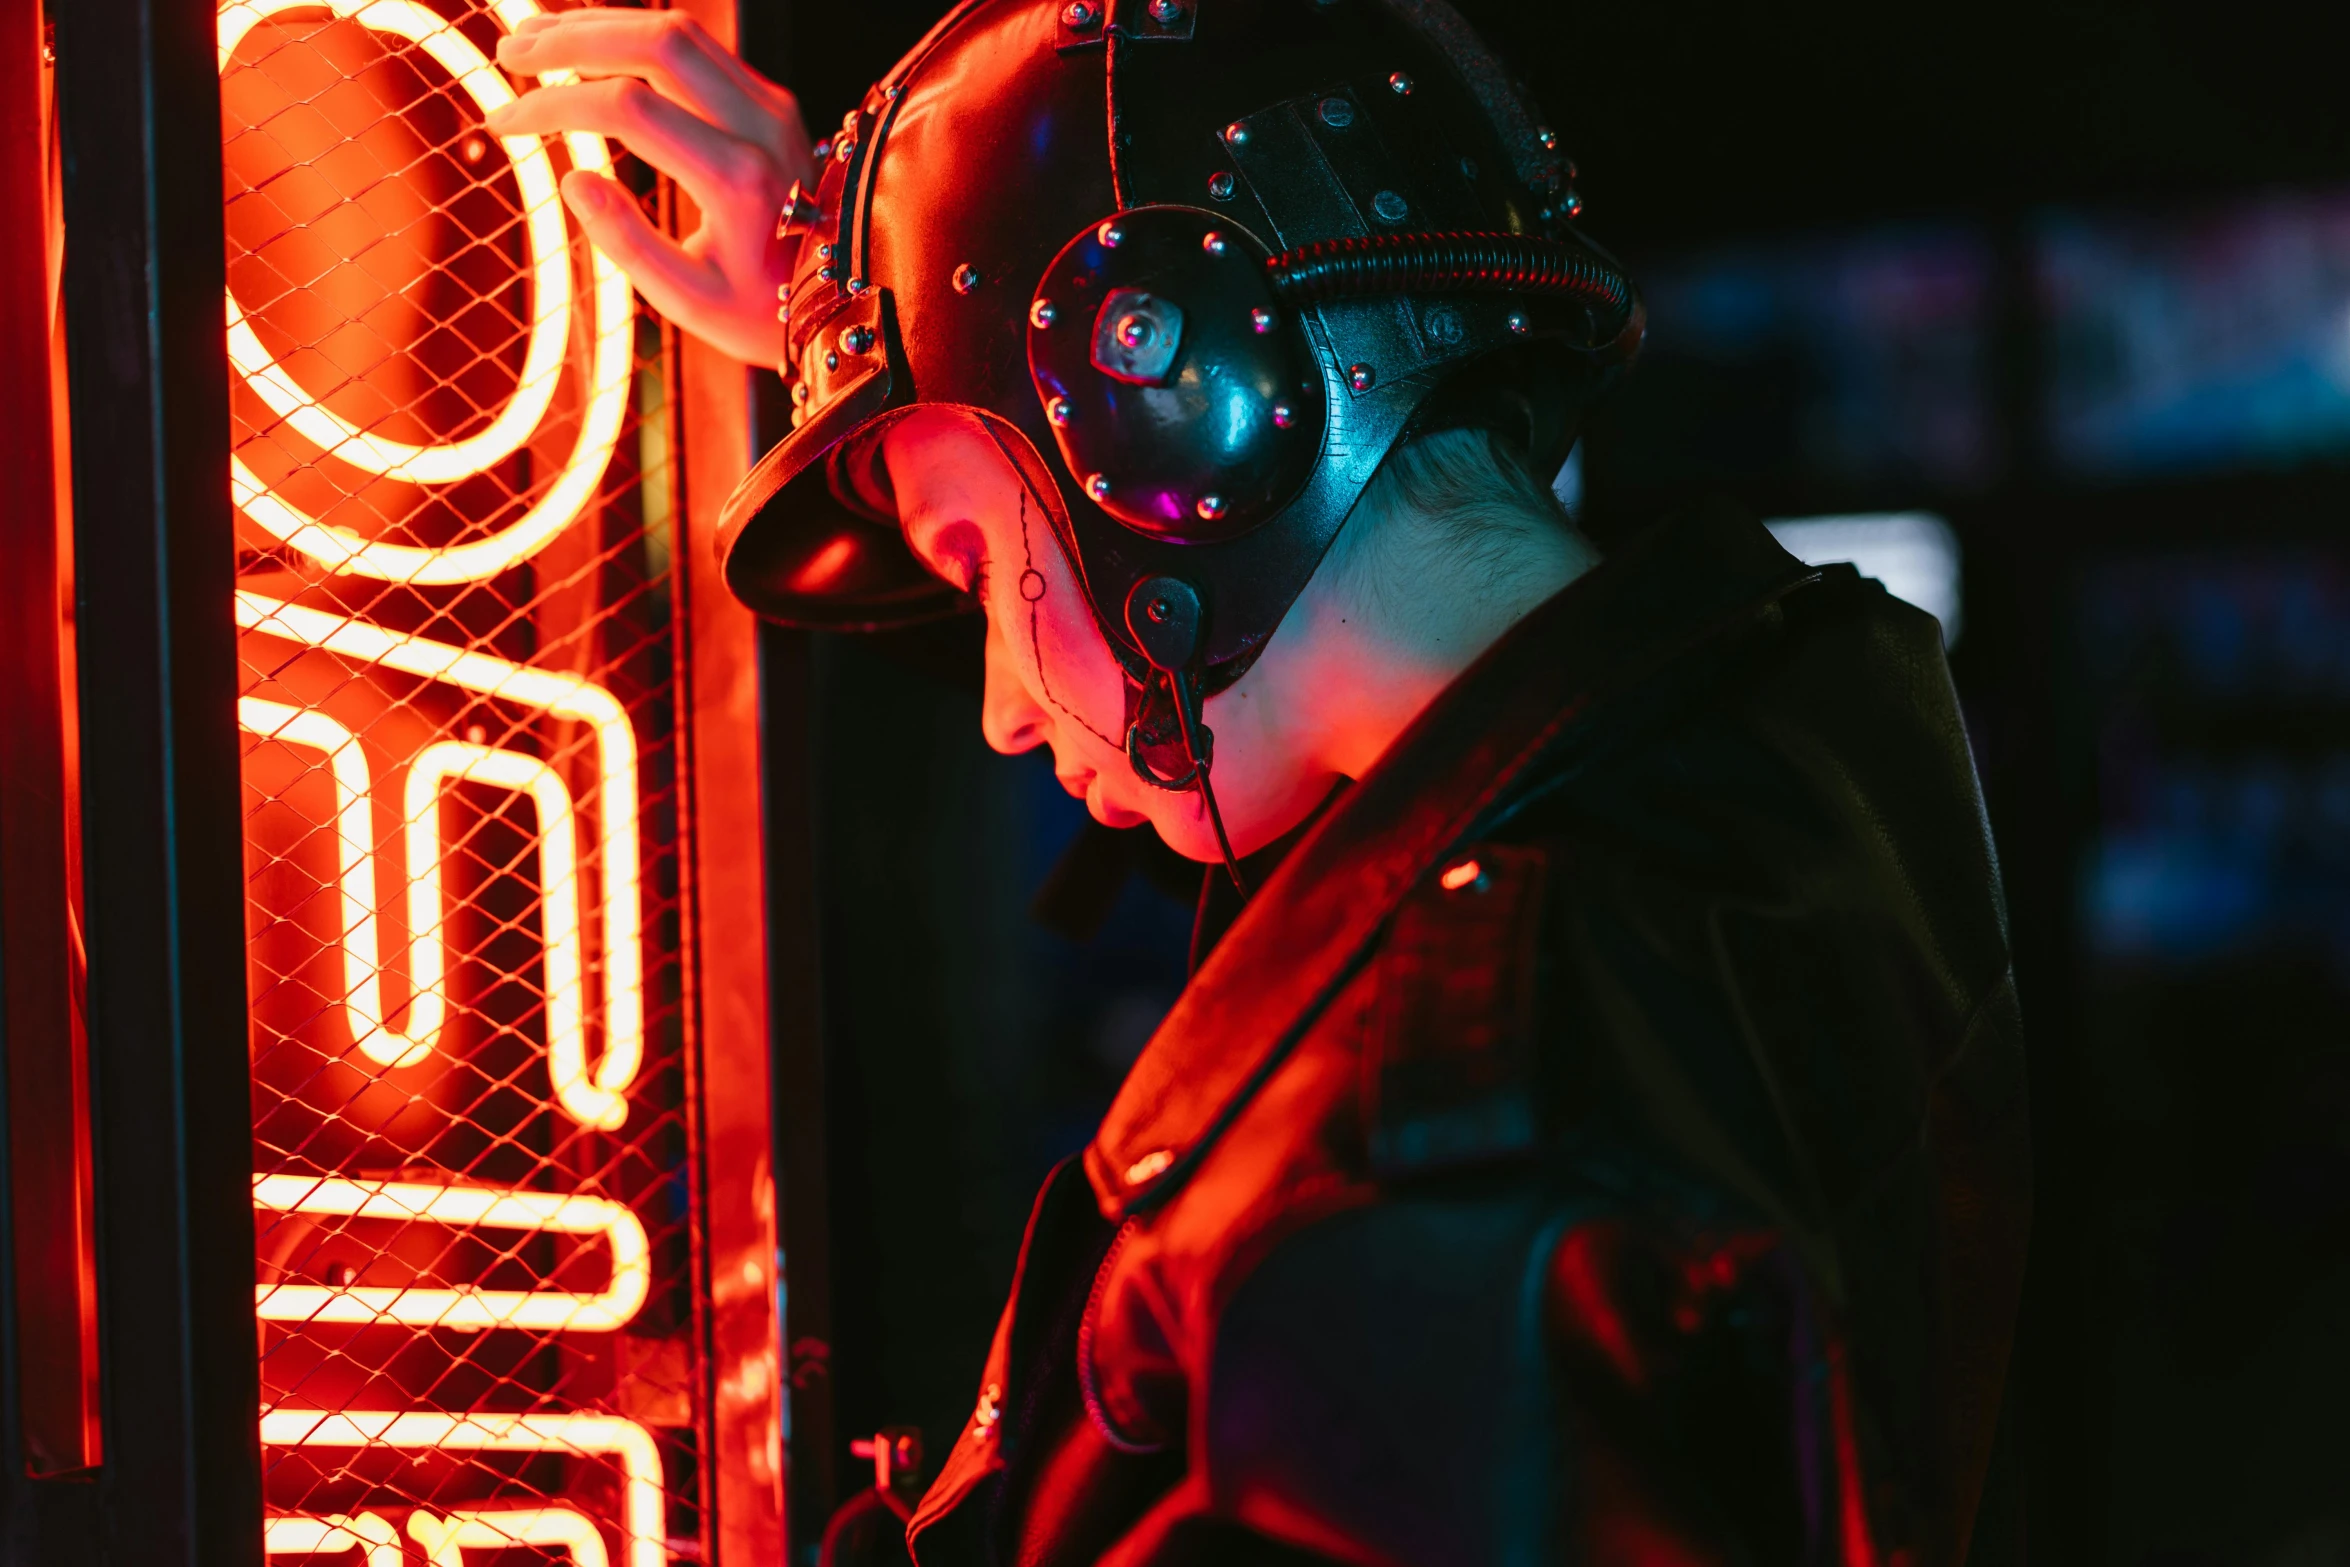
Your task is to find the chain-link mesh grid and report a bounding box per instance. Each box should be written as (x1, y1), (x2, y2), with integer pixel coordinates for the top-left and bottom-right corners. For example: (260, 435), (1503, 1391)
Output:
(221, 4), (709, 1561)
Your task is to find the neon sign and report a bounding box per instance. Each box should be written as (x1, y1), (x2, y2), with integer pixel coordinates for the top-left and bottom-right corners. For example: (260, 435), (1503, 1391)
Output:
(258, 1410), (663, 1567)
(252, 1174), (649, 1331)
(263, 1507), (613, 1567)
(264, 1512), (405, 1567)
(226, 1), (706, 1557)
(237, 699), (441, 1070)
(220, 0), (632, 585)
(408, 1508), (612, 1567)
(238, 593), (643, 1128)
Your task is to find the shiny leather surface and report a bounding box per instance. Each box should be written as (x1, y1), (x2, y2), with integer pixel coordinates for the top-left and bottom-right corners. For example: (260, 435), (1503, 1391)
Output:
(719, 0), (1626, 683)
(908, 502), (2031, 1566)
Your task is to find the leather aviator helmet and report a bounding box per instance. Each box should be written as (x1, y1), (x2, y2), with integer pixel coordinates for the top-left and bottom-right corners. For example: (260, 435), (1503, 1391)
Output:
(716, 0), (1643, 838)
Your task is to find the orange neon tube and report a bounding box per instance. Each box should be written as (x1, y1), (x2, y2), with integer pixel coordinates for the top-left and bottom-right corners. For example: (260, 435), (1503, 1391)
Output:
(238, 593), (642, 1129)
(259, 1409), (663, 1567)
(409, 1509), (610, 1567)
(218, 0), (633, 585)
(407, 740), (598, 1117)
(218, 0), (571, 485)
(237, 705), (611, 1099)
(264, 1513), (404, 1567)
(239, 698), (441, 1070)
(253, 1174), (649, 1332)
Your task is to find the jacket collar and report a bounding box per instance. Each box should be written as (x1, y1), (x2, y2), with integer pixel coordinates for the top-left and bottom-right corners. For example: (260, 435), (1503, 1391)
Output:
(1083, 501), (1824, 1219)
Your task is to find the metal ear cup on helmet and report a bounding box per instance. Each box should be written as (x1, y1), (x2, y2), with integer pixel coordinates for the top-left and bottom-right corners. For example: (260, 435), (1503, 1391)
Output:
(1027, 208), (1325, 543)
(1024, 203), (1327, 888)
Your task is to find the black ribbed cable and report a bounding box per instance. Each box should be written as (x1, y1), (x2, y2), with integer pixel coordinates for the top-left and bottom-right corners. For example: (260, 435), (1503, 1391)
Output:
(1266, 231), (1634, 324)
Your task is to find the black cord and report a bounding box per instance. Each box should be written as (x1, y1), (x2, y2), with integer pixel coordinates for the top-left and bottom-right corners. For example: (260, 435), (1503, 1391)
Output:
(1120, 666), (1249, 899)
(1168, 671), (1249, 899)
(1195, 767), (1248, 899)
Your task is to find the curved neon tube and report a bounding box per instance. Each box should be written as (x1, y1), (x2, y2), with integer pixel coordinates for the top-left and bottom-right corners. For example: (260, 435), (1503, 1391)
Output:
(220, 0), (634, 584)
(264, 1513), (404, 1567)
(409, 1509), (610, 1567)
(254, 1173), (649, 1332)
(238, 698), (440, 1069)
(259, 1410), (662, 1567)
(217, 0), (569, 485)
(239, 594), (640, 1128)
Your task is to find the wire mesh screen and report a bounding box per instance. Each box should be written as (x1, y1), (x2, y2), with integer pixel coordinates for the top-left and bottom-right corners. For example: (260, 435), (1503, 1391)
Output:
(219, 2), (711, 1561)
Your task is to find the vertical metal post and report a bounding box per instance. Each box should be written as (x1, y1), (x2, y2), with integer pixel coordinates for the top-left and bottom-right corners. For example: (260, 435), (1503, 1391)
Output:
(679, 327), (790, 1563)
(53, 0), (265, 1560)
(664, 3), (793, 1560)
(723, 4), (842, 1546)
(759, 618), (835, 1566)
(0, 0), (102, 1489)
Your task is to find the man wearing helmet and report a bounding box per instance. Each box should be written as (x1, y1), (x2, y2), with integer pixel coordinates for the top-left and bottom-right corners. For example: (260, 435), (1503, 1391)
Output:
(492, 3), (2030, 1562)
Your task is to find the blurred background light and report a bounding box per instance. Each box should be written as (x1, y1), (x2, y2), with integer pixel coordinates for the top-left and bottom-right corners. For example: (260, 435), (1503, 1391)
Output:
(2040, 193), (2350, 478)
(1599, 228), (1999, 495)
(1765, 511), (1964, 645)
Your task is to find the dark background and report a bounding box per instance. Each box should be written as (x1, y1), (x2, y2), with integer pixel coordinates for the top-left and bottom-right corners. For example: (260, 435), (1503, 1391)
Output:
(739, 4), (2350, 1564)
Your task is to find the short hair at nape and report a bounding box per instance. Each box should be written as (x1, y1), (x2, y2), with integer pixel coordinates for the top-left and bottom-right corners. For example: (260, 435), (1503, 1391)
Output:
(1325, 426), (1592, 630)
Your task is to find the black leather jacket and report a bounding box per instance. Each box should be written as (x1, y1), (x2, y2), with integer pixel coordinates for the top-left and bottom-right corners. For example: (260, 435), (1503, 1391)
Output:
(905, 503), (2032, 1567)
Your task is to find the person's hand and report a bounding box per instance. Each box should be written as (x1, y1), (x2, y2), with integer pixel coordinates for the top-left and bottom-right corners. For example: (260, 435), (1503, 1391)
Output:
(486, 8), (809, 367)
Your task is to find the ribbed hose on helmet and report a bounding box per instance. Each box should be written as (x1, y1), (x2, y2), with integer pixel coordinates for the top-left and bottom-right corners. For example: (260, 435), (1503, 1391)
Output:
(1265, 231), (1634, 324)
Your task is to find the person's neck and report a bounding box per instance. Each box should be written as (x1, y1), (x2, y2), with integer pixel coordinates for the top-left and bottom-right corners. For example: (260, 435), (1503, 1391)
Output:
(1292, 521), (1595, 782)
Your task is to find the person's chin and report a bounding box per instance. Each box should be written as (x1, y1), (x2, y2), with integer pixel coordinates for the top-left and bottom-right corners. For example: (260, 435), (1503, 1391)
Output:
(1136, 802), (1226, 864)
(1084, 779), (1151, 831)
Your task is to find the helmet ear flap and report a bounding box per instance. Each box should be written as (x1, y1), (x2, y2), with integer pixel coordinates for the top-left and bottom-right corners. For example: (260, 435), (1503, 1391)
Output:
(959, 405), (1080, 553)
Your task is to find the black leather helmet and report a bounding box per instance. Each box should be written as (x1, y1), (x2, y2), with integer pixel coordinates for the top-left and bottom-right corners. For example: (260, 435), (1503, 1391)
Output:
(718, 0), (1641, 675)
(721, 0), (1638, 870)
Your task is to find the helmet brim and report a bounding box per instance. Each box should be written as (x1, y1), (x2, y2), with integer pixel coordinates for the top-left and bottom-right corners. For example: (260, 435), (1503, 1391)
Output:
(715, 346), (963, 631)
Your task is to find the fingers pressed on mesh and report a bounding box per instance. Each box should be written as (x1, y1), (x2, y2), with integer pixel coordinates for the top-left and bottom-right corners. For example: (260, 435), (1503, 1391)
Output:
(490, 78), (772, 225)
(494, 8), (803, 158)
(556, 170), (729, 325)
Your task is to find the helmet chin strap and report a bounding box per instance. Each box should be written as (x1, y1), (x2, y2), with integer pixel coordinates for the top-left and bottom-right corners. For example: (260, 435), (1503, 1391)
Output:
(1122, 577), (1250, 900)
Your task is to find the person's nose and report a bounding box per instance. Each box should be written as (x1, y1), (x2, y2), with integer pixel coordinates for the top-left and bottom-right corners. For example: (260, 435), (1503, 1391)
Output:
(979, 613), (1049, 756)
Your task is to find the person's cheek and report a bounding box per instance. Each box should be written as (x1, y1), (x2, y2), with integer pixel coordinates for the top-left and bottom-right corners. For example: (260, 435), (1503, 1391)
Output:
(1004, 540), (1130, 763)
(1038, 613), (1128, 756)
